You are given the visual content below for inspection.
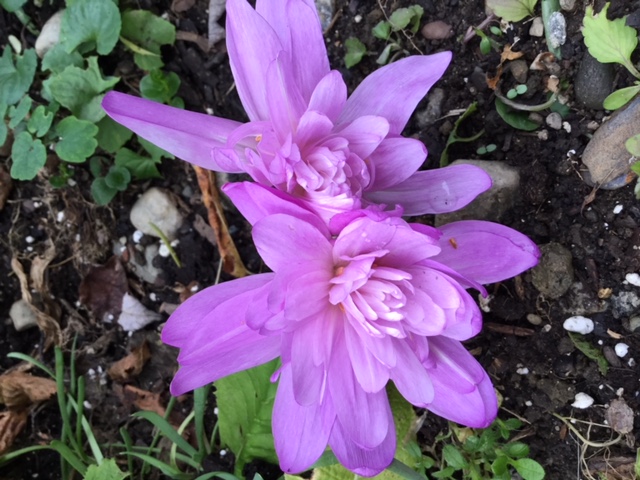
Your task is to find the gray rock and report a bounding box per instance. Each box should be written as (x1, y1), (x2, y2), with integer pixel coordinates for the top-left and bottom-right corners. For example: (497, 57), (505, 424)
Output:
(581, 95), (640, 187)
(529, 16), (544, 37)
(547, 12), (566, 49)
(531, 243), (574, 299)
(130, 188), (183, 240)
(416, 88), (445, 128)
(509, 59), (528, 84)
(9, 299), (38, 331)
(421, 21), (453, 40)
(575, 52), (615, 110)
(35, 10), (64, 58)
(546, 112), (562, 130)
(628, 315), (640, 332)
(130, 244), (163, 284)
(435, 160), (520, 225)
(559, 0), (576, 11)
(315, 0), (333, 31)
(611, 291), (640, 319)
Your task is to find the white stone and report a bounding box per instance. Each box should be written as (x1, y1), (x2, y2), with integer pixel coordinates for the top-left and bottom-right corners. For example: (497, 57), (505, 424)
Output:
(516, 367), (530, 375)
(615, 343), (629, 357)
(117, 293), (161, 332)
(563, 316), (594, 334)
(613, 204), (623, 214)
(529, 16), (544, 37)
(571, 392), (594, 409)
(625, 273), (640, 287)
(35, 10), (64, 58)
(158, 243), (171, 258)
(130, 188), (183, 240)
(132, 230), (144, 243)
(525, 400), (533, 407)
(9, 299), (38, 331)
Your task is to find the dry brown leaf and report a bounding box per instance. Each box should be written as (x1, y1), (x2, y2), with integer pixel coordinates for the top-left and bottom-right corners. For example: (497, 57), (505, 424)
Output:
(501, 44), (523, 62)
(124, 385), (166, 417)
(78, 256), (128, 322)
(486, 65), (503, 91)
(108, 341), (151, 383)
(175, 31), (210, 52)
(30, 242), (56, 294)
(0, 409), (28, 455)
(606, 398), (634, 435)
(485, 323), (534, 336)
(0, 372), (57, 409)
(606, 329), (623, 339)
(0, 166), (12, 211)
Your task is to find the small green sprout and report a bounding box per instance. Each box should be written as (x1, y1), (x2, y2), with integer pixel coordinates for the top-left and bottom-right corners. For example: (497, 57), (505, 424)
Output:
(506, 84), (528, 99)
(477, 144), (497, 155)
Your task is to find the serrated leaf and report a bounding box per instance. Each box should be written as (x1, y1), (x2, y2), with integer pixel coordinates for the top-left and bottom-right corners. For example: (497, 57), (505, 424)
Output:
(114, 147), (161, 179)
(568, 332), (609, 376)
(60, 0), (121, 55)
(0, 46), (37, 105)
(10, 131), (46, 180)
(344, 37), (366, 68)
(41, 44), (84, 74)
(603, 84), (640, 110)
(0, 0), (27, 12)
(139, 70), (180, 104)
(626, 134), (640, 157)
(495, 98), (540, 131)
(55, 116), (99, 163)
(442, 444), (467, 470)
(95, 116), (133, 153)
(215, 359), (279, 476)
(583, 3), (639, 77)
(84, 458), (127, 480)
(44, 57), (119, 122)
(7, 95), (32, 128)
(511, 458), (545, 480)
(91, 177), (118, 205)
(486, 0), (537, 22)
(121, 10), (176, 70)
(28, 105), (54, 137)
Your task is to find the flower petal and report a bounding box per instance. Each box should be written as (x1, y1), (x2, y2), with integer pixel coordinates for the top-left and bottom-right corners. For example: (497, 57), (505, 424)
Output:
(338, 52), (452, 134)
(273, 364), (335, 473)
(289, 322), (329, 405)
(433, 220), (540, 285)
(424, 337), (498, 428)
(335, 115), (389, 160)
(226, 0), (283, 121)
(365, 164), (492, 216)
(102, 92), (242, 171)
(266, 55), (306, 141)
(344, 323), (390, 393)
(308, 71), (348, 122)
(367, 137), (427, 191)
(390, 339), (434, 406)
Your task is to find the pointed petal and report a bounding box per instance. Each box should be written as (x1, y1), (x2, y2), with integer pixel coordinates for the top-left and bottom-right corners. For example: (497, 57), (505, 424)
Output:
(273, 364), (335, 473)
(256, 0), (329, 102)
(338, 52), (452, 134)
(266, 55), (306, 140)
(433, 220), (540, 285)
(290, 322), (328, 405)
(390, 340), (434, 406)
(226, 0), (283, 121)
(365, 164), (492, 216)
(367, 137), (427, 191)
(424, 337), (498, 428)
(335, 115), (389, 160)
(102, 92), (243, 171)
(344, 324), (389, 393)
(328, 408), (396, 476)
(308, 71), (348, 122)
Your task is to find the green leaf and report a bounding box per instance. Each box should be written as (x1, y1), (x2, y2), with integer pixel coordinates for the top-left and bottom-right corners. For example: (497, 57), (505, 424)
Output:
(121, 10), (176, 70)
(440, 102), (485, 166)
(431, 466), (455, 478)
(491, 454), (510, 475)
(0, 46), (37, 105)
(626, 134), (640, 157)
(486, 0), (538, 22)
(45, 57), (119, 123)
(635, 447), (640, 478)
(495, 98), (540, 131)
(442, 444), (467, 470)
(104, 165), (131, 191)
(502, 441), (530, 459)
(583, 3), (640, 78)
(0, 103), (7, 146)
(84, 458), (127, 480)
(510, 458), (545, 480)
(55, 116), (99, 163)
(60, 0), (121, 55)
(10, 131), (46, 180)
(603, 84), (640, 110)
(568, 332), (609, 375)
(139, 70), (180, 104)
(376, 43), (394, 65)
(41, 44), (84, 74)
(95, 116), (133, 153)
(388, 6), (423, 33)
(216, 360), (279, 476)
(372, 21), (391, 40)
(344, 37), (366, 68)
(114, 147), (161, 179)
(90, 177), (118, 205)
(28, 105), (54, 137)
(0, 0), (27, 12)
(7, 95), (32, 128)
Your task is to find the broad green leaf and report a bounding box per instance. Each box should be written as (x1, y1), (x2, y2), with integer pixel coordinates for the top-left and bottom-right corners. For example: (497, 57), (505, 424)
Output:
(44, 57), (119, 122)
(491, 454), (510, 475)
(344, 37), (366, 68)
(432, 466), (456, 478)
(55, 116), (98, 163)
(583, 3), (639, 78)
(91, 177), (118, 205)
(626, 134), (640, 157)
(603, 84), (640, 110)
(377, 43), (394, 65)
(95, 116), (133, 153)
(7, 95), (32, 128)
(60, 0), (121, 55)
(216, 359), (279, 476)
(0, 103), (7, 146)
(84, 458), (127, 480)
(139, 70), (180, 104)
(28, 105), (54, 137)
(442, 444), (467, 470)
(10, 131), (46, 180)
(114, 147), (161, 179)
(121, 10), (176, 70)
(104, 165), (131, 191)
(486, 0), (537, 22)
(568, 332), (609, 375)
(372, 21), (391, 40)
(388, 6), (423, 33)
(41, 44), (84, 74)
(495, 98), (539, 131)
(0, 0), (27, 12)
(502, 441), (530, 459)
(0, 46), (37, 105)
(511, 458), (545, 480)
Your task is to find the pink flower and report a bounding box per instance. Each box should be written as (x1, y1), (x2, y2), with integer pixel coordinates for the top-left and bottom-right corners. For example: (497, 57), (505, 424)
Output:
(162, 183), (540, 476)
(102, 0), (490, 221)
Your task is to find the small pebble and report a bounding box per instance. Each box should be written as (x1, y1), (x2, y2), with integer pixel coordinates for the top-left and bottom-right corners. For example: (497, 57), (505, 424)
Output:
(133, 230), (144, 243)
(625, 273), (640, 286)
(220, 449), (227, 457)
(546, 112), (563, 130)
(158, 243), (171, 257)
(563, 316), (594, 334)
(56, 211), (65, 222)
(421, 20), (453, 40)
(83, 401), (93, 410)
(628, 358), (636, 367)
(525, 400), (533, 407)
(516, 367), (530, 375)
(529, 16), (544, 37)
(613, 204), (623, 214)
(542, 324), (552, 333)
(571, 392), (594, 409)
(25, 236), (34, 243)
(354, 14), (362, 23)
(615, 343), (629, 357)
(527, 313), (542, 325)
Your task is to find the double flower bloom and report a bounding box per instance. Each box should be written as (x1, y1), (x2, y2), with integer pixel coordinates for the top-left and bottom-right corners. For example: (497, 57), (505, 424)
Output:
(102, 0), (540, 475)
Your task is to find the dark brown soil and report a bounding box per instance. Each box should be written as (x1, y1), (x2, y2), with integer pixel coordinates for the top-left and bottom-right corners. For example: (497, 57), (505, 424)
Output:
(1, 1), (639, 479)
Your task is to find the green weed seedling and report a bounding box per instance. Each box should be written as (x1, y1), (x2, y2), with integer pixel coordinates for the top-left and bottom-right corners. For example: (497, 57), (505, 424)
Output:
(477, 144), (497, 155)
(486, 0), (538, 22)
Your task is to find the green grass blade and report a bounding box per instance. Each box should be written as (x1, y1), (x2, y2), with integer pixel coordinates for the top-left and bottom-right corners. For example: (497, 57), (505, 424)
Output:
(6, 352), (54, 378)
(133, 411), (198, 458)
(50, 440), (88, 475)
(125, 452), (190, 480)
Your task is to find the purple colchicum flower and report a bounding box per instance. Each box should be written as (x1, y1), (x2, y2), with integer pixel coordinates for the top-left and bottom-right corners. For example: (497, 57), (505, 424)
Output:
(162, 182), (540, 476)
(101, 0), (491, 221)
